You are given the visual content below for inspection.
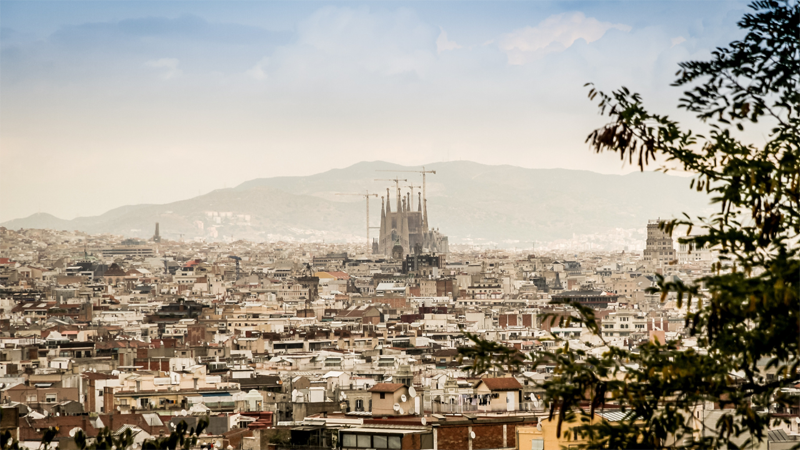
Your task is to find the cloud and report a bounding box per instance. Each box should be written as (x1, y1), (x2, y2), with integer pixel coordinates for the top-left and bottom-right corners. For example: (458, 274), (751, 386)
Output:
(498, 12), (631, 65)
(436, 27), (461, 54)
(278, 6), (436, 78)
(0, 2), (752, 223)
(145, 57), (181, 79)
(246, 57), (270, 80)
(671, 36), (687, 47)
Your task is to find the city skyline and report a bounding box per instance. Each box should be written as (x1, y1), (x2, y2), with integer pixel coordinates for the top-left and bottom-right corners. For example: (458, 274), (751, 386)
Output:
(1, 1), (752, 222)
(0, 2), (794, 449)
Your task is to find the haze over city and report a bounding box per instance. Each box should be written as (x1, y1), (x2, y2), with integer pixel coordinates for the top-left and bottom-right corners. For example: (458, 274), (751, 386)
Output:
(2, 0), (751, 223)
(0, 2), (796, 450)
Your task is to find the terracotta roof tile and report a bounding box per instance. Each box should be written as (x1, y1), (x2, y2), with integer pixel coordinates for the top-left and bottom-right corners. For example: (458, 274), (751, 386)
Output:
(368, 383), (405, 393)
(477, 377), (522, 391)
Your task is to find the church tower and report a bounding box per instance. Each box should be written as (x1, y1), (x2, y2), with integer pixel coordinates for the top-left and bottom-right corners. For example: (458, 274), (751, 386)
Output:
(152, 222), (161, 243)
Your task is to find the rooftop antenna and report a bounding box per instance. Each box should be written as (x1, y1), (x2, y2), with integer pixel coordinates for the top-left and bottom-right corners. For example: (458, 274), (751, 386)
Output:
(336, 191), (379, 248)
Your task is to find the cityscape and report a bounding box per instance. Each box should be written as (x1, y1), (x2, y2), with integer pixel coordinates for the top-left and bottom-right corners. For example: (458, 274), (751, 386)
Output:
(0, 1), (797, 450)
(0, 187), (777, 450)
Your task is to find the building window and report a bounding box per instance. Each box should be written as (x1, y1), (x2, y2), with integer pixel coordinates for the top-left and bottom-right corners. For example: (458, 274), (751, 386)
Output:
(46, 394), (57, 403)
(373, 435), (388, 448)
(380, 393), (385, 399)
(531, 439), (544, 450)
(342, 434), (357, 448)
(419, 433), (433, 450)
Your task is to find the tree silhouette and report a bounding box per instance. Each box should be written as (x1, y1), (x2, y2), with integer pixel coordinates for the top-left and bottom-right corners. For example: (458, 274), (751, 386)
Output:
(77, 419), (208, 450)
(461, 1), (799, 449)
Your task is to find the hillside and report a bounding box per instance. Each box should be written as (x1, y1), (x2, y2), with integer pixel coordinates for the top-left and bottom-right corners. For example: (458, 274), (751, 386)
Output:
(1, 161), (711, 245)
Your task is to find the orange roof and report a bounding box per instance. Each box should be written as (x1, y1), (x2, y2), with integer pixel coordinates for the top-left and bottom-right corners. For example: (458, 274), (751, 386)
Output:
(476, 377), (522, 391)
(368, 383), (405, 393)
(327, 271), (351, 280)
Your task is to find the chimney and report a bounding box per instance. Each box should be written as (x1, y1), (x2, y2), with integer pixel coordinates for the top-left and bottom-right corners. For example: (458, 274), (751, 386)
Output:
(103, 386), (115, 413)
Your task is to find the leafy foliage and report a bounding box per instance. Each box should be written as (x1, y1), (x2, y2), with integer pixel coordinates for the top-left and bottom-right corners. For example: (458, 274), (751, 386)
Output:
(75, 419), (208, 450)
(461, 1), (799, 449)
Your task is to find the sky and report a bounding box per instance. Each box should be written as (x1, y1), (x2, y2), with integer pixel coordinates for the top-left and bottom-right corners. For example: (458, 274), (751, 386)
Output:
(0, 0), (752, 222)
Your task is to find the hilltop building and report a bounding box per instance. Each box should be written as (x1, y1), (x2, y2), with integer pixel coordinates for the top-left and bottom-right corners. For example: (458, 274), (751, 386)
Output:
(375, 188), (448, 259)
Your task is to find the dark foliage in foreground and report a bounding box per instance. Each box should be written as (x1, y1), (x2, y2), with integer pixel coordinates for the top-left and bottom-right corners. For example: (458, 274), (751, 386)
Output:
(460, 1), (799, 449)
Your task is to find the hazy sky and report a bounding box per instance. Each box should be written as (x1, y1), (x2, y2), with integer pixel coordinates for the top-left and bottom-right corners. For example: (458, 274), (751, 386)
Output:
(0, 1), (750, 222)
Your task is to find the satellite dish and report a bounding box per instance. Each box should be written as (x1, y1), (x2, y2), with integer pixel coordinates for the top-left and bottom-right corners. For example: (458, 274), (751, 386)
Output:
(398, 407), (404, 415)
(408, 387), (416, 398)
(537, 422), (543, 432)
(421, 417), (426, 426)
(401, 394), (407, 402)
(393, 403), (400, 412)
(69, 427), (82, 437)
(469, 431), (476, 439)
(181, 410), (188, 416)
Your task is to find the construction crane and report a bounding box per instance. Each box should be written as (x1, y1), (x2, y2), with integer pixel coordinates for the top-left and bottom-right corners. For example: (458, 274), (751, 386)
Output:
(336, 191), (379, 247)
(376, 166), (436, 215)
(404, 184), (421, 210)
(374, 178), (407, 211)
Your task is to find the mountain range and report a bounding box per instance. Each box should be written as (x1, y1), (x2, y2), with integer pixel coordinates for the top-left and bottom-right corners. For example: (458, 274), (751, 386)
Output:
(1, 161), (713, 246)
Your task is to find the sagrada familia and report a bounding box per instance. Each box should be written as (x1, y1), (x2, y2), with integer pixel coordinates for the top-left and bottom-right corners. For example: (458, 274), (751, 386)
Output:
(373, 186), (449, 259)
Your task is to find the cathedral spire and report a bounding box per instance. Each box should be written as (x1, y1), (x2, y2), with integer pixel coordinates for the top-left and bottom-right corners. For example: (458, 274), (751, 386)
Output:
(418, 193), (422, 212)
(396, 184), (401, 213)
(385, 188), (391, 214)
(380, 196), (386, 254)
(423, 198), (429, 230)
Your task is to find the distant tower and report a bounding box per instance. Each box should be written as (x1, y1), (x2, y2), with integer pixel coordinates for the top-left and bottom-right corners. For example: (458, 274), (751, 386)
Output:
(153, 222), (161, 243)
(643, 219), (675, 266)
